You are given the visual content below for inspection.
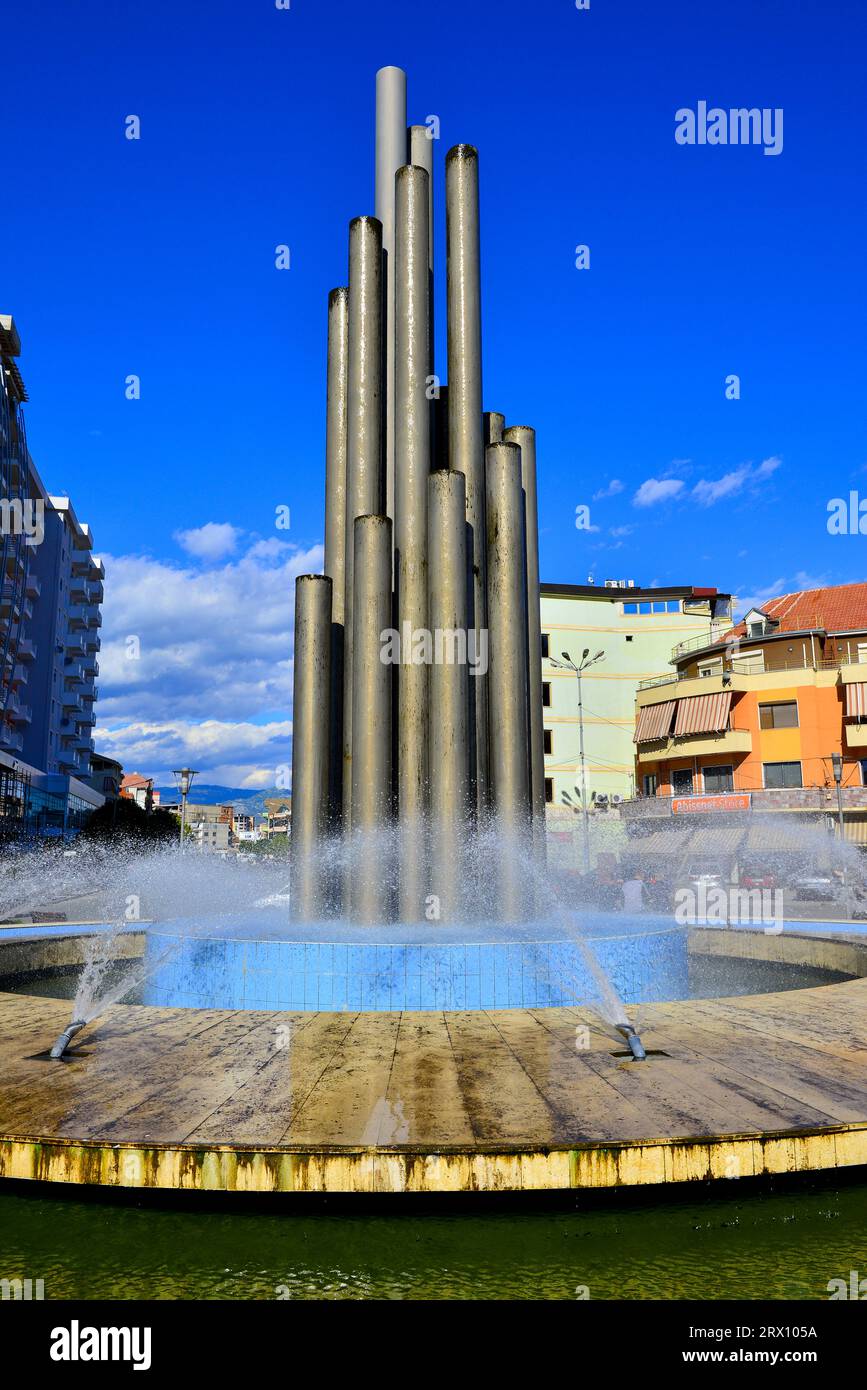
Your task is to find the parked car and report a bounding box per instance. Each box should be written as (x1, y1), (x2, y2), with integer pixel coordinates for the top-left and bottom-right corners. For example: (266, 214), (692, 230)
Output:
(791, 871), (836, 901)
(685, 862), (724, 892)
(739, 866), (777, 891)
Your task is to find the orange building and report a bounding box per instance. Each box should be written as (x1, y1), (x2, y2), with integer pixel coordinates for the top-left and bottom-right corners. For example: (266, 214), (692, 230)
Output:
(633, 583), (867, 803)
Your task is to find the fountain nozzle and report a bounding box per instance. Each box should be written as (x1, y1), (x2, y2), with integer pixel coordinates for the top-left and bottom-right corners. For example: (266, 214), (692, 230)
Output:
(616, 1024), (646, 1062)
(49, 1020), (85, 1060)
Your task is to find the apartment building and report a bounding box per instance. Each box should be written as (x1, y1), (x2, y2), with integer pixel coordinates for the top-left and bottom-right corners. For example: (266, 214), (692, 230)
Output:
(627, 581), (867, 845)
(540, 580), (733, 816)
(0, 313), (104, 838)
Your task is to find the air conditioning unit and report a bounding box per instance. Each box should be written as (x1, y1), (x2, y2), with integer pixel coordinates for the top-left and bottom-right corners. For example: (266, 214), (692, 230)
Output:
(611, 794), (622, 805)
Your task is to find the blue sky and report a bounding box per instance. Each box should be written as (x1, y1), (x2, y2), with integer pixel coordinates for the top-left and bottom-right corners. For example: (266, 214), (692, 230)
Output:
(3, 0), (866, 784)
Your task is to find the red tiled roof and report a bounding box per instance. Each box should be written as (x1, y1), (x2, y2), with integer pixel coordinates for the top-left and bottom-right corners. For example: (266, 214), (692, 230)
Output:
(728, 582), (867, 639)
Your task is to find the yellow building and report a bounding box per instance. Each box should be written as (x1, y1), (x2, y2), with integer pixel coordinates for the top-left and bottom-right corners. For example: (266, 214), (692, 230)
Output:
(540, 581), (733, 824)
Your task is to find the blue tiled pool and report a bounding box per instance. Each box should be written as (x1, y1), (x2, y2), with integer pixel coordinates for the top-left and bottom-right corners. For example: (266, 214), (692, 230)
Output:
(142, 913), (689, 1011)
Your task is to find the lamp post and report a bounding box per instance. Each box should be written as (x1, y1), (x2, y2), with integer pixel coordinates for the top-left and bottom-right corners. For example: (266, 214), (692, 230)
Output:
(549, 649), (605, 873)
(830, 751), (851, 915)
(172, 768), (198, 851)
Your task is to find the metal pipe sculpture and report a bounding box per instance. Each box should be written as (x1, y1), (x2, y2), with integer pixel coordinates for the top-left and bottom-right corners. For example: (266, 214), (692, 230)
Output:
(295, 67), (546, 924)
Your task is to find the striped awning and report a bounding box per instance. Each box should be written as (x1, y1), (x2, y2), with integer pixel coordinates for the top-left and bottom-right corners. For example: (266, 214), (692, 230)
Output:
(845, 683), (867, 718)
(634, 700), (675, 744)
(674, 691), (732, 737)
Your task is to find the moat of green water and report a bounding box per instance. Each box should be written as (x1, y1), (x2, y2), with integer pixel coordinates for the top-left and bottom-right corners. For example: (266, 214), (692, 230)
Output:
(2, 1176), (865, 1300)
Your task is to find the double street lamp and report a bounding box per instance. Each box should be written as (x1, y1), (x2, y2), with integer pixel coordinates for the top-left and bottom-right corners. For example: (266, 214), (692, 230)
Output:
(172, 767), (198, 851)
(549, 648), (605, 873)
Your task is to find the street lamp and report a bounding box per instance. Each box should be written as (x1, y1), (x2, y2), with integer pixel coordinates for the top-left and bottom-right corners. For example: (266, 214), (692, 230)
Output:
(549, 648), (605, 872)
(172, 768), (198, 851)
(831, 752), (845, 837)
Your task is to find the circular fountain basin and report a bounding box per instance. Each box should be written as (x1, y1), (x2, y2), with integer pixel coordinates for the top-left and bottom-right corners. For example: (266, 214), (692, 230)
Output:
(142, 912), (688, 1011)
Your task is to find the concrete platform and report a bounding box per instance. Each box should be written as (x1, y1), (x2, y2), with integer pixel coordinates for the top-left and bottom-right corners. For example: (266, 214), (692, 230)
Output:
(1, 928), (867, 1194)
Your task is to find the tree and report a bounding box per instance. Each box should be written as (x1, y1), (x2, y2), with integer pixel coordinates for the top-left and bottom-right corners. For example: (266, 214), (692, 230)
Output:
(82, 797), (180, 845)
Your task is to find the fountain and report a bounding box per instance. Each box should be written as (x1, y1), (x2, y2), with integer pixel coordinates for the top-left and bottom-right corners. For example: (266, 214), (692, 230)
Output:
(3, 66), (867, 1197)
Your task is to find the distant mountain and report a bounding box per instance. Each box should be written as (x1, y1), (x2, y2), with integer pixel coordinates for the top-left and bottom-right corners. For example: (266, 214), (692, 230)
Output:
(153, 785), (284, 817)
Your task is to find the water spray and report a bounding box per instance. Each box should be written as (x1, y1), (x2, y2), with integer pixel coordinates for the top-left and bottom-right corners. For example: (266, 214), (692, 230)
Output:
(616, 1023), (647, 1062)
(49, 1020), (85, 1060)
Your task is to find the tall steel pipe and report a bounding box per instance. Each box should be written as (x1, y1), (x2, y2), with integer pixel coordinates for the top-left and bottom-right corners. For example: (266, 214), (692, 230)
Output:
(428, 470), (470, 923)
(394, 163), (431, 921)
(324, 286), (349, 826)
(343, 215), (384, 828)
(375, 65), (408, 526)
(484, 412), (505, 446)
(486, 442), (530, 919)
(351, 514), (393, 923)
(291, 574), (333, 919)
(504, 424), (546, 856)
(408, 125), (435, 378)
(446, 144), (489, 824)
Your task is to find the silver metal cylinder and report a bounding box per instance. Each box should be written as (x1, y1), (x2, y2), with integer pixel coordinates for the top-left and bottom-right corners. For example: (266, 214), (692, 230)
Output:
(375, 66), (407, 527)
(343, 215), (384, 828)
(394, 164), (431, 921)
(486, 442), (530, 919)
(504, 424), (546, 857)
(408, 124), (435, 386)
(446, 144), (489, 824)
(291, 574), (332, 919)
(484, 412), (505, 445)
(428, 470), (470, 923)
(325, 286), (349, 827)
(351, 514), (393, 923)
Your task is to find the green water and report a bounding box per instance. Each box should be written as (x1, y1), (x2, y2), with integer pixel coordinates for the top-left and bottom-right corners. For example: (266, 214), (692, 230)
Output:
(1, 1178), (865, 1299)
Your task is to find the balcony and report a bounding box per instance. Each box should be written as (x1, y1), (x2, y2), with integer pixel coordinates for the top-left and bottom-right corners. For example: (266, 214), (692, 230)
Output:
(16, 636), (35, 661)
(0, 728), (24, 753)
(840, 659), (867, 685)
(636, 728), (753, 764)
(8, 700), (32, 725)
(24, 572), (41, 600)
(84, 633), (101, 653)
(67, 604), (88, 629)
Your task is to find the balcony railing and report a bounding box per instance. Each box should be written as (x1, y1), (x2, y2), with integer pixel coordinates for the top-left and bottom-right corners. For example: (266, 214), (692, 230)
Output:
(638, 653), (864, 692)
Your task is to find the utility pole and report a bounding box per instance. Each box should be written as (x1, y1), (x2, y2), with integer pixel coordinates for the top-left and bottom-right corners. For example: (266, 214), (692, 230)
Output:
(549, 649), (605, 873)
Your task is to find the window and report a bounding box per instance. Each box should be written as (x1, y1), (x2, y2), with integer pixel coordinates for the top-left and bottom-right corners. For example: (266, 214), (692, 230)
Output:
(543, 729), (552, 755)
(672, 769), (693, 795)
(643, 773), (657, 797)
(625, 598), (680, 616)
(737, 649), (765, 673)
(763, 761), (802, 789)
(698, 659), (723, 678)
(541, 633), (549, 658)
(625, 634), (633, 642)
(542, 681), (551, 708)
(703, 764), (734, 793)
(861, 760), (867, 786)
(759, 701), (799, 729)
(544, 777), (553, 804)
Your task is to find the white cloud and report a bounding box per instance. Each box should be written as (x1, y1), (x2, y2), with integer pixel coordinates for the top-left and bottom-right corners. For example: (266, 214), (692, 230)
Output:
(692, 468), (750, 506)
(609, 524), (634, 538)
(174, 521), (242, 560)
(633, 477), (685, 507)
(692, 456), (782, 507)
(93, 536), (323, 784)
(592, 479), (624, 501)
